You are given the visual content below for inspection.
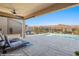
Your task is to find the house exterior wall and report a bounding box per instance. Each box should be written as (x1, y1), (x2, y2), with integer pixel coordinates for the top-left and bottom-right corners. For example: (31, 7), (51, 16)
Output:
(0, 17), (8, 34)
(7, 18), (22, 34)
(0, 17), (22, 34)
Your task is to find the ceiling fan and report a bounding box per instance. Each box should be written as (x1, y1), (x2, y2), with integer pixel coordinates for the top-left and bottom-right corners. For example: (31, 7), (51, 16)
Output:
(11, 9), (16, 14)
(12, 9), (16, 14)
(9, 4), (23, 19)
(11, 9), (23, 19)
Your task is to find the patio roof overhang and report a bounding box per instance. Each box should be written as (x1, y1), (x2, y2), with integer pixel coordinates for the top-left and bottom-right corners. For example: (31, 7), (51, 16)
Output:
(0, 3), (78, 20)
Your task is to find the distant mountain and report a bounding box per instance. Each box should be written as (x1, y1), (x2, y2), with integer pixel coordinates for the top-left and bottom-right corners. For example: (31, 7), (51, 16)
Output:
(26, 24), (79, 30)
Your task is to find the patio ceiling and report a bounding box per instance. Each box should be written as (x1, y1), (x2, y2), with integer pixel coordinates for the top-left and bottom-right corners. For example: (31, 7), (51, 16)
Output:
(0, 3), (78, 20)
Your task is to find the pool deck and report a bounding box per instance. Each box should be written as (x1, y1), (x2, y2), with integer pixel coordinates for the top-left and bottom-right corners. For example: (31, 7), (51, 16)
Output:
(1, 34), (79, 56)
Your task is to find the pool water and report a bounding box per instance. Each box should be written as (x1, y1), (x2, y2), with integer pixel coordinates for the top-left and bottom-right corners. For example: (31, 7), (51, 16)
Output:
(46, 33), (79, 40)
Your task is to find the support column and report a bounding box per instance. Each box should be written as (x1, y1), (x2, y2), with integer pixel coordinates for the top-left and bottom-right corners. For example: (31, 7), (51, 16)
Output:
(22, 20), (25, 39)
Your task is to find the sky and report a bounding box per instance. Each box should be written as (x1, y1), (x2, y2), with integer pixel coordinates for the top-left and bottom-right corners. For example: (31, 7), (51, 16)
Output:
(25, 6), (79, 26)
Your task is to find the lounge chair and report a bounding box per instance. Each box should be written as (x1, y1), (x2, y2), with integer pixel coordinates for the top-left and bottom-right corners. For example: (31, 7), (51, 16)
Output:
(0, 33), (30, 54)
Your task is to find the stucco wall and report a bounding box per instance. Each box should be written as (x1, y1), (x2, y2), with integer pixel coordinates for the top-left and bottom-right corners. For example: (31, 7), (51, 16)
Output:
(7, 18), (22, 34)
(0, 17), (7, 34)
(0, 17), (22, 34)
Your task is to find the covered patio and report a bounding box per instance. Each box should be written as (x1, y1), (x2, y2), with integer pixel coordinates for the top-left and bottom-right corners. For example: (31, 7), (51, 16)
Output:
(0, 3), (78, 38)
(0, 3), (79, 56)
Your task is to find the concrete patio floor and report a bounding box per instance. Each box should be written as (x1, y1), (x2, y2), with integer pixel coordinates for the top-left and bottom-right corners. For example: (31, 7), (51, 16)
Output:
(0, 34), (79, 56)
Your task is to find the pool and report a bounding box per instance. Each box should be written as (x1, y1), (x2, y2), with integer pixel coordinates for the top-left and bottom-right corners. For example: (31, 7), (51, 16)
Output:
(45, 33), (79, 40)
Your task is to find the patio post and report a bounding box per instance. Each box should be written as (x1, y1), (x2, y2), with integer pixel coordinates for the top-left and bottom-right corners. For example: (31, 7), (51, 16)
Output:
(22, 20), (25, 39)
